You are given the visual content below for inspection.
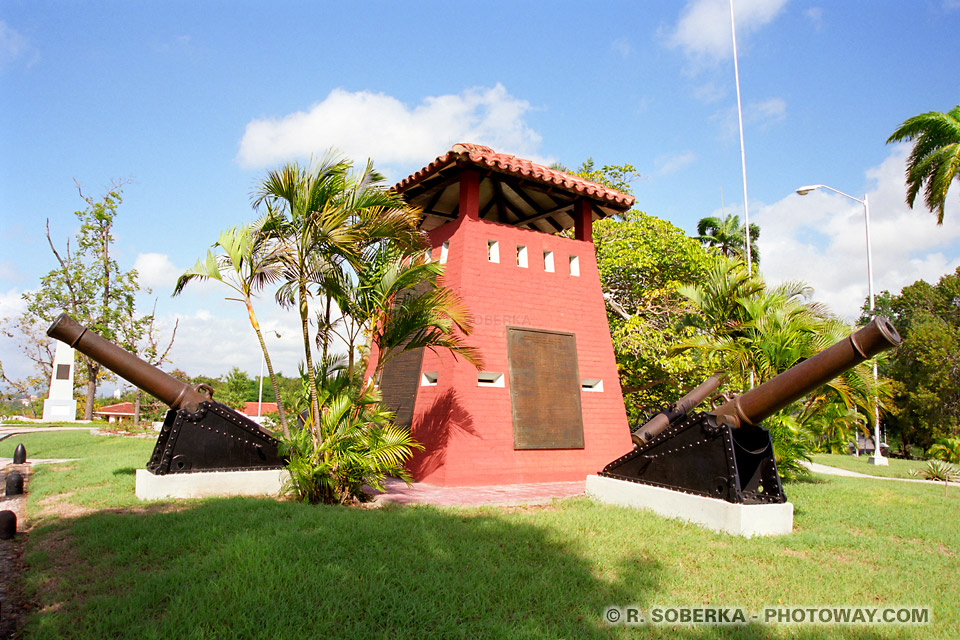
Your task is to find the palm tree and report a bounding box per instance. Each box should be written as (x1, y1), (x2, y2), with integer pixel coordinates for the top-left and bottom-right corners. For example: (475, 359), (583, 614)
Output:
(327, 243), (482, 381)
(252, 155), (422, 424)
(887, 105), (960, 224)
(173, 225), (291, 437)
(695, 213), (760, 264)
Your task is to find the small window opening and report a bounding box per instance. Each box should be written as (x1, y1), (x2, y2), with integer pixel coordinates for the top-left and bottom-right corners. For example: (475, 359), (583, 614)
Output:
(478, 371), (505, 387)
(487, 240), (500, 263)
(517, 245), (528, 268)
(421, 371), (438, 386)
(581, 378), (603, 392)
(544, 250), (555, 273)
(569, 255), (580, 277)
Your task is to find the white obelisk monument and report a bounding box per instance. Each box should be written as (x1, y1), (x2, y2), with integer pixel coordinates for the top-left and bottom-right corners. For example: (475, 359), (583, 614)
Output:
(42, 340), (77, 421)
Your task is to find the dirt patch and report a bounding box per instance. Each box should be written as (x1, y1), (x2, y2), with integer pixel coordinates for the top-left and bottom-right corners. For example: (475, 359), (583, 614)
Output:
(0, 464), (32, 639)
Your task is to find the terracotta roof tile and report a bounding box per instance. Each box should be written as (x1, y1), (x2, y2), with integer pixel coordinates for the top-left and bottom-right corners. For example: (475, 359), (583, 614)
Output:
(395, 143), (635, 211)
(95, 402), (136, 415)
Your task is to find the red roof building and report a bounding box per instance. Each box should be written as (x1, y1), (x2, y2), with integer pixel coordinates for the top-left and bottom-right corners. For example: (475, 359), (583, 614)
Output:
(368, 143), (634, 486)
(95, 402), (136, 423)
(240, 401), (278, 417)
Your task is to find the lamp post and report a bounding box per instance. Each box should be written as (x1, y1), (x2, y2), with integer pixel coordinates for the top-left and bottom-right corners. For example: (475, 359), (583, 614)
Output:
(257, 331), (282, 419)
(796, 184), (887, 466)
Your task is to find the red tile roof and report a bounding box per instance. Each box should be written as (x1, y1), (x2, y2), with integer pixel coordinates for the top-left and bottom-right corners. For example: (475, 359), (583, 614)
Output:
(95, 402), (136, 416)
(241, 401), (278, 416)
(394, 143), (635, 210)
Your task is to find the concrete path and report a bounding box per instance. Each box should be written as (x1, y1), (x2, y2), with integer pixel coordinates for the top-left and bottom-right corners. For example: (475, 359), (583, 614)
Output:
(373, 477), (585, 507)
(803, 461), (944, 485)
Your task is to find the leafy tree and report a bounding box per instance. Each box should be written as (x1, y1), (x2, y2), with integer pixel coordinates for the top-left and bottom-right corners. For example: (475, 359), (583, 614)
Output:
(174, 225), (290, 436)
(696, 213), (760, 264)
(878, 267), (960, 451)
(592, 211), (718, 420)
(886, 105), (960, 224)
(218, 367), (253, 409)
(22, 182), (143, 419)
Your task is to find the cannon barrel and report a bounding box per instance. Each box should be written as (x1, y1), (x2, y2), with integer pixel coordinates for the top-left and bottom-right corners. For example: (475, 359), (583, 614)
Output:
(632, 374), (724, 445)
(713, 316), (901, 429)
(47, 313), (210, 413)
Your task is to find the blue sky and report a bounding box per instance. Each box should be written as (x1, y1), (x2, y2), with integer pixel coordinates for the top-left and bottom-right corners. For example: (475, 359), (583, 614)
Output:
(2, 0), (959, 390)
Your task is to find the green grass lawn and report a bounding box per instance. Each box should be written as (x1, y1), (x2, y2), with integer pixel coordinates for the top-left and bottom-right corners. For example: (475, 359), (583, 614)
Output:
(6, 432), (958, 639)
(810, 453), (931, 479)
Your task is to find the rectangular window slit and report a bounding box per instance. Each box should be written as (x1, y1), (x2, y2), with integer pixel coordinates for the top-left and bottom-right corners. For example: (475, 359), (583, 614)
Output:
(516, 245), (528, 268)
(487, 240), (499, 263)
(477, 371), (505, 387)
(569, 255), (580, 277)
(544, 250), (555, 273)
(421, 371), (438, 386)
(581, 378), (603, 392)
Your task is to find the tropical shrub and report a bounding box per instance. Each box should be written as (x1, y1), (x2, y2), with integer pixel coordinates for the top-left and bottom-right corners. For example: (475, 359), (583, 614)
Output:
(279, 379), (422, 504)
(928, 437), (960, 464)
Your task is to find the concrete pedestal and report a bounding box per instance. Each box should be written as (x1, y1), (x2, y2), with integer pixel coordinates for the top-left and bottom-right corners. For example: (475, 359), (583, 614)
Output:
(42, 398), (77, 422)
(585, 475), (793, 537)
(135, 468), (289, 500)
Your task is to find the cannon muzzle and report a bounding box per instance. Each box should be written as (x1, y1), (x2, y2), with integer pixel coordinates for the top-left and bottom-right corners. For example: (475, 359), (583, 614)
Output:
(713, 316), (901, 429)
(47, 313), (210, 413)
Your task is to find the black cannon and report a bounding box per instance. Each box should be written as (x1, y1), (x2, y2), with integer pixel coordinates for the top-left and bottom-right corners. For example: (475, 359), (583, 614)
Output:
(601, 317), (901, 504)
(47, 314), (286, 475)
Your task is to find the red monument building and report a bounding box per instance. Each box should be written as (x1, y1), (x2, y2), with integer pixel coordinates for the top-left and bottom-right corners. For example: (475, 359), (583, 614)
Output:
(372, 143), (634, 486)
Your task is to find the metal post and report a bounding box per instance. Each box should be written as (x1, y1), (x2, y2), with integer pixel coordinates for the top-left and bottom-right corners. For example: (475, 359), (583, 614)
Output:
(863, 194), (887, 465)
(257, 354), (264, 418)
(730, 0), (753, 277)
(795, 185), (887, 465)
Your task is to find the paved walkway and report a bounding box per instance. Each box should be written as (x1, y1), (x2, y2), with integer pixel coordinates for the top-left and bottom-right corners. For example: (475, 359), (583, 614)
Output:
(372, 477), (586, 507)
(803, 461), (944, 485)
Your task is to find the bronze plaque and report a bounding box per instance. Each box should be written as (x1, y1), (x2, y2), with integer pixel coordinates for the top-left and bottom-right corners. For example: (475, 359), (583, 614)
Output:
(378, 348), (424, 428)
(508, 327), (583, 449)
(56, 364), (70, 380)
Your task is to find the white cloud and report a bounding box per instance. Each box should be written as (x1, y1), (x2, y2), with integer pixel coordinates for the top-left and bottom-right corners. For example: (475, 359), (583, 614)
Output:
(0, 21), (38, 71)
(133, 253), (183, 292)
(804, 7), (825, 30)
(237, 84), (547, 172)
(753, 145), (960, 320)
(713, 96), (787, 138)
(611, 37), (631, 58)
(655, 151), (697, 175)
(669, 0), (787, 65)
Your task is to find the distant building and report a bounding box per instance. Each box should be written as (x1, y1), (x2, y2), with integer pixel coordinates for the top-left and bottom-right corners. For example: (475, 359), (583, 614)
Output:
(239, 401), (278, 417)
(95, 402), (136, 424)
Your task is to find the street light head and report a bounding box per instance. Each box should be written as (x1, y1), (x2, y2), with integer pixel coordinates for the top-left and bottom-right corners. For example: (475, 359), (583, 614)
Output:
(796, 185), (823, 196)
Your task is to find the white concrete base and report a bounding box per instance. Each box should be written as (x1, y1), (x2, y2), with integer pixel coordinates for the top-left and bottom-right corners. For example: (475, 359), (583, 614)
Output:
(42, 399), (77, 421)
(868, 456), (890, 466)
(585, 475), (793, 537)
(135, 468), (289, 500)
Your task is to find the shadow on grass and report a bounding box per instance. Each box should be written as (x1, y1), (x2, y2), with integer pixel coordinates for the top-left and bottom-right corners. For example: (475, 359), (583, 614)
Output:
(21, 499), (908, 640)
(111, 467), (136, 477)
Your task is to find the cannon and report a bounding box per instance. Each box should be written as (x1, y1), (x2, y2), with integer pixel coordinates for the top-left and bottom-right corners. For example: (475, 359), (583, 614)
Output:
(47, 313), (286, 475)
(601, 317), (901, 504)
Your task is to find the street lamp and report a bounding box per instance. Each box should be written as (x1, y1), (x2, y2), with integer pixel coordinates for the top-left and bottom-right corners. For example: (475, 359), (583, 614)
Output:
(257, 330), (282, 418)
(796, 184), (887, 466)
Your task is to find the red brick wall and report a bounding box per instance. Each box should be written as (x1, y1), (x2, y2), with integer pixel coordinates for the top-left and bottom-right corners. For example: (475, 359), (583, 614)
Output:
(395, 215), (632, 485)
